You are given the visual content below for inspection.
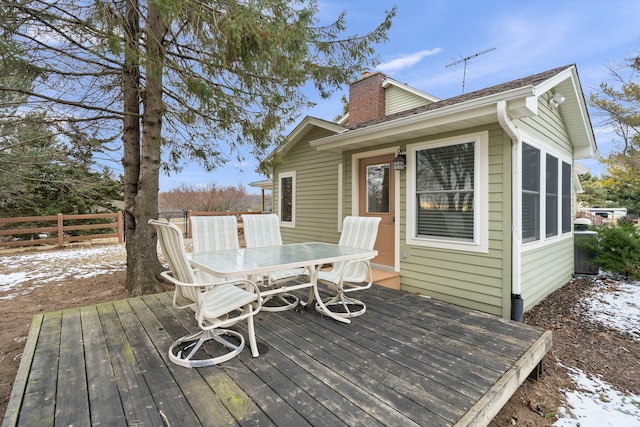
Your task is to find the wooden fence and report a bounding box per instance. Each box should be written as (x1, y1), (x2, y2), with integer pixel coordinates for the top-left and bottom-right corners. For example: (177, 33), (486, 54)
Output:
(576, 210), (605, 225)
(0, 212), (124, 249)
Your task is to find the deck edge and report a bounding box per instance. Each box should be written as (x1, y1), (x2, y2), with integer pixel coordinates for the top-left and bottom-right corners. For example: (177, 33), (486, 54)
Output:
(453, 329), (553, 427)
(2, 314), (44, 427)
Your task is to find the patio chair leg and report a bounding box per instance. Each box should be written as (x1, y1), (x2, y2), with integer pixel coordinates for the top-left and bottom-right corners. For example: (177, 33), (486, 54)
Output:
(169, 329), (245, 368)
(260, 293), (299, 312)
(317, 293), (367, 318)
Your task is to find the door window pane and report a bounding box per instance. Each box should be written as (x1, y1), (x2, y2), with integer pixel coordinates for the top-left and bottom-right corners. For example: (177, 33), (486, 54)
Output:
(367, 164), (390, 213)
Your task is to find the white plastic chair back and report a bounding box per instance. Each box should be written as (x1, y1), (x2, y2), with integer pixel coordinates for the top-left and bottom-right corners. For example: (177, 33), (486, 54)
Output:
(150, 220), (200, 303)
(242, 214), (283, 248)
(191, 215), (240, 253)
(333, 216), (381, 281)
(241, 213), (305, 310)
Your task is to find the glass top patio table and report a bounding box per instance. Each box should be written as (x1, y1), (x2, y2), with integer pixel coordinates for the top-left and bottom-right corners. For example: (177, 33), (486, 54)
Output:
(190, 242), (377, 324)
(189, 242), (376, 278)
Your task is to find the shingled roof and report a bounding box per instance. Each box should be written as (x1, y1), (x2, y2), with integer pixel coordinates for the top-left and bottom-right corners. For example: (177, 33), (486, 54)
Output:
(348, 64), (575, 130)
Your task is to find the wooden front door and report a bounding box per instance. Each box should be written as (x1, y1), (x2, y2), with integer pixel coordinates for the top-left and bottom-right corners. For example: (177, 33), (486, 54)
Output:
(359, 154), (395, 267)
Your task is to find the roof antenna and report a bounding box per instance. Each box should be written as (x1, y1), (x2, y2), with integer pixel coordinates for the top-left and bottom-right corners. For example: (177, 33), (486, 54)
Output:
(446, 47), (496, 94)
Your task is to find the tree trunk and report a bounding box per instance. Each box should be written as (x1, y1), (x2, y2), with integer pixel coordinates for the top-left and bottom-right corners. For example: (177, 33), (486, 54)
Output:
(122, 0), (164, 296)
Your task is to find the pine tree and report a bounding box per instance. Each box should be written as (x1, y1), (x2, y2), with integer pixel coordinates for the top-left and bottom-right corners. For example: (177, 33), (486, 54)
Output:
(1, 0), (395, 294)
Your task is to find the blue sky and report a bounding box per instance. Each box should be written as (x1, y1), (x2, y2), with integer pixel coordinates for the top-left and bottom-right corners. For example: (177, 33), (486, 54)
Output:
(159, 0), (640, 194)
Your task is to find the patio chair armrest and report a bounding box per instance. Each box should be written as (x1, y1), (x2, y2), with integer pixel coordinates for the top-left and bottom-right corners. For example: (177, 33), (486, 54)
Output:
(200, 277), (262, 301)
(346, 258), (374, 291)
(197, 278), (262, 330)
(326, 258), (374, 292)
(161, 269), (248, 290)
(160, 269), (208, 289)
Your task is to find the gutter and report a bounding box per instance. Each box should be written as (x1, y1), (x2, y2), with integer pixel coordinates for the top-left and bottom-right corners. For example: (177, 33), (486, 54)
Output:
(497, 100), (524, 322)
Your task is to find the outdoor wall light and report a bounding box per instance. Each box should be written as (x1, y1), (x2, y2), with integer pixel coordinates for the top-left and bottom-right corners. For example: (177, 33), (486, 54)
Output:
(393, 150), (406, 171)
(549, 92), (566, 109)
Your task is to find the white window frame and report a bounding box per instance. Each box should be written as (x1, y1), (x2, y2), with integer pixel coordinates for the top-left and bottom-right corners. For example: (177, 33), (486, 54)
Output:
(561, 161), (572, 233)
(520, 134), (573, 251)
(545, 153), (559, 238)
(278, 171), (296, 228)
(406, 131), (489, 253)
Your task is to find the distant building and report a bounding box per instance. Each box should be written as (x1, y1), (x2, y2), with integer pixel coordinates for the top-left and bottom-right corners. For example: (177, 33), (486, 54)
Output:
(579, 207), (628, 224)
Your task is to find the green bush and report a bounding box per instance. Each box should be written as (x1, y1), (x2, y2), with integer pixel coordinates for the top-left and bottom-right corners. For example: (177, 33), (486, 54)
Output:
(580, 218), (640, 280)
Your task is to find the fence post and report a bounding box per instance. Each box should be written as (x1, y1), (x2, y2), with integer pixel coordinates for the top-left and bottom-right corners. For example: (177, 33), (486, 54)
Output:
(57, 213), (64, 247)
(117, 211), (124, 243)
(186, 210), (192, 238)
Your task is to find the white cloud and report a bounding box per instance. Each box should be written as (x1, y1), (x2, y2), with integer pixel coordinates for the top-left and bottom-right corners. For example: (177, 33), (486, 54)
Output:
(376, 48), (442, 73)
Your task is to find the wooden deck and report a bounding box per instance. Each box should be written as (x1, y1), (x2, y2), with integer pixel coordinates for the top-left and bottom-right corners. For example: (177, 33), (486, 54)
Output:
(3, 285), (551, 427)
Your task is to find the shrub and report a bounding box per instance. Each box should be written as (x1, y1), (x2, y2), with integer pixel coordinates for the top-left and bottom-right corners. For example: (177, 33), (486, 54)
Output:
(580, 218), (640, 280)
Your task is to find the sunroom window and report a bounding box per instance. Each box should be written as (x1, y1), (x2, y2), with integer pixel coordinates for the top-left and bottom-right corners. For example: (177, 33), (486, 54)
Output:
(415, 142), (475, 241)
(522, 141), (572, 244)
(546, 154), (558, 238)
(407, 132), (488, 253)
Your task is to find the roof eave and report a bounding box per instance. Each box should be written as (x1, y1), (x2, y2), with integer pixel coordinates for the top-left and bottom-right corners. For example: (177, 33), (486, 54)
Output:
(265, 116), (345, 161)
(535, 66), (597, 159)
(310, 86), (537, 152)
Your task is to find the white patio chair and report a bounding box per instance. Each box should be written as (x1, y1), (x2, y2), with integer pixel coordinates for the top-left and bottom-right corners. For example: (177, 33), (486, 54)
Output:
(190, 215), (243, 283)
(241, 213), (307, 311)
(149, 219), (261, 368)
(191, 215), (240, 253)
(316, 216), (381, 318)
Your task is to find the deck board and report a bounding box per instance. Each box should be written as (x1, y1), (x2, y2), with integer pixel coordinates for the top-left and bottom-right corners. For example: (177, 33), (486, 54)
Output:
(56, 308), (90, 426)
(80, 304), (127, 426)
(3, 284), (552, 427)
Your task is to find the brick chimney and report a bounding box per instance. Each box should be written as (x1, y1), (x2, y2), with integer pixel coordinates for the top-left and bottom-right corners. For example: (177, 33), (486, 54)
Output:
(349, 71), (386, 126)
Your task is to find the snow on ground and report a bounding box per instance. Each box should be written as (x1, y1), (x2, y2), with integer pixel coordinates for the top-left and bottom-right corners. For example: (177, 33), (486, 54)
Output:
(554, 277), (640, 426)
(581, 278), (640, 341)
(1, 245), (639, 424)
(0, 244), (126, 299)
(555, 365), (640, 427)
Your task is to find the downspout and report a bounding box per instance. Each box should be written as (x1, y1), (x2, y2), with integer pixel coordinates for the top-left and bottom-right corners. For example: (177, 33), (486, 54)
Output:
(497, 101), (524, 322)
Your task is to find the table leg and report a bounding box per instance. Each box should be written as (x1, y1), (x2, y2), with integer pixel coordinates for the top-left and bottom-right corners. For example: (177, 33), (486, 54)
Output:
(307, 264), (351, 324)
(299, 265), (317, 308)
(247, 314), (259, 357)
(245, 278), (260, 357)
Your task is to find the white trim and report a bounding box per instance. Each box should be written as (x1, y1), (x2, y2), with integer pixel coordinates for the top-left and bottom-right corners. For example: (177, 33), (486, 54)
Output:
(393, 160), (401, 272)
(278, 171), (296, 228)
(337, 163), (343, 232)
(351, 147), (398, 216)
(351, 147), (400, 271)
(406, 131), (489, 253)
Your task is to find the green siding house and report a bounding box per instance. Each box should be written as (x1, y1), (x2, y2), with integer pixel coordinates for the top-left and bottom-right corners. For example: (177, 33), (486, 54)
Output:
(264, 65), (596, 320)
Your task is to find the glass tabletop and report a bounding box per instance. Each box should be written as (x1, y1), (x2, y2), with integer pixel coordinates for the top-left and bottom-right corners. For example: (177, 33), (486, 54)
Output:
(190, 242), (377, 278)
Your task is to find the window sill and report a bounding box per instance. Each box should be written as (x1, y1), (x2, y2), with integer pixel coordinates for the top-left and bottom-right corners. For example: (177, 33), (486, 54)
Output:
(406, 235), (488, 253)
